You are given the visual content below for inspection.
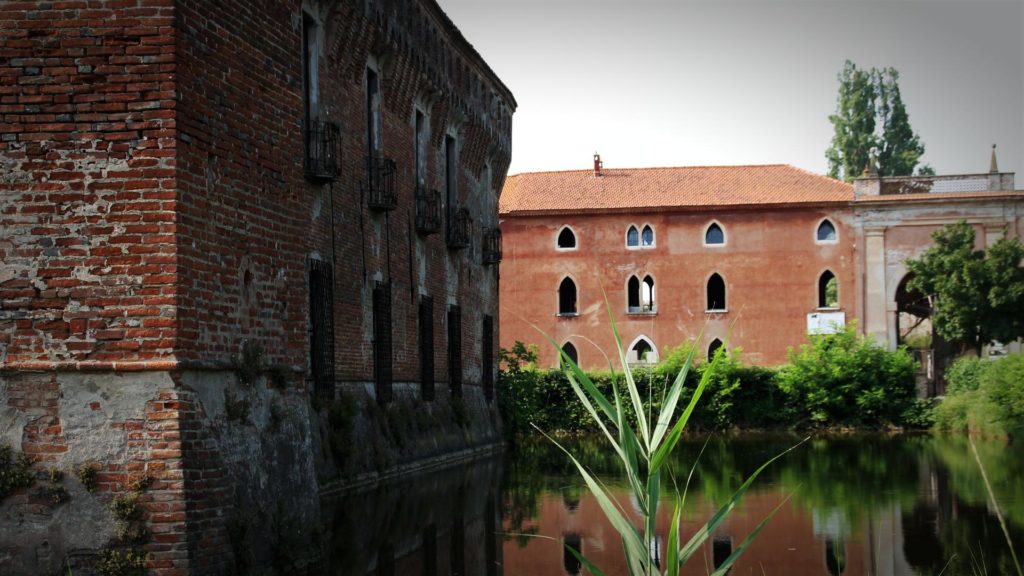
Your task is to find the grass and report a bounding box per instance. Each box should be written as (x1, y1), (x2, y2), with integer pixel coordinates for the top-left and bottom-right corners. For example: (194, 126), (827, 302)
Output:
(536, 297), (802, 575)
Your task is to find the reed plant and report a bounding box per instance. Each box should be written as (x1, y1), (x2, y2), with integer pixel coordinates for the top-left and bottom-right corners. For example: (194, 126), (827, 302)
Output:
(538, 300), (802, 576)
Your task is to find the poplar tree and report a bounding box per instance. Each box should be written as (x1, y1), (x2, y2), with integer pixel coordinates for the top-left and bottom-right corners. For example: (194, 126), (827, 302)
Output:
(826, 61), (928, 182)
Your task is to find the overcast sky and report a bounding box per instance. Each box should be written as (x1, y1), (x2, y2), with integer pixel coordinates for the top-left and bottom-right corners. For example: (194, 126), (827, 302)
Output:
(439, 0), (1023, 179)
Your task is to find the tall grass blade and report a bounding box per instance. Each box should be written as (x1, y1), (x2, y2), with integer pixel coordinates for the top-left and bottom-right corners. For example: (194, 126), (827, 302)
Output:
(969, 437), (1023, 576)
(605, 296), (651, 450)
(651, 364), (717, 474)
(709, 490), (795, 575)
(651, 333), (702, 450)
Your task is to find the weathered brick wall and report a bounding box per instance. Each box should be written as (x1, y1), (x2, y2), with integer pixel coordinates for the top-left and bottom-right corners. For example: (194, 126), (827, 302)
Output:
(0, 0), (178, 369)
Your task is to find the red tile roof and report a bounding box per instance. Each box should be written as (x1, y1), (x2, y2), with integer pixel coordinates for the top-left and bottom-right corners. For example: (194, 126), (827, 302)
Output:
(499, 165), (854, 215)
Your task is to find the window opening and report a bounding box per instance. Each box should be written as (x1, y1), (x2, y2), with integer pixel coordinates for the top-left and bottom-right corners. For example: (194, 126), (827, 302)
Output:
(483, 315), (494, 402)
(818, 271), (839, 308)
(558, 278), (577, 315)
(447, 304), (462, 397)
(415, 110), (426, 187)
(713, 536), (732, 569)
(626, 225), (639, 247)
(630, 338), (655, 364)
(627, 276), (641, 312)
(817, 219), (837, 242)
(308, 259), (335, 400)
(365, 68), (381, 155)
(707, 273), (726, 311)
(708, 338), (724, 360)
(561, 342), (578, 367)
(445, 135), (457, 207)
(642, 275), (654, 311)
(641, 225), (654, 247)
(302, 14), (319, 125)
(563, 533), (582, 576)
(373, 281), (392, 403)
(557, 227), (576, 249)
(705, 223), (724, 245)
(419, 296), (434, 400)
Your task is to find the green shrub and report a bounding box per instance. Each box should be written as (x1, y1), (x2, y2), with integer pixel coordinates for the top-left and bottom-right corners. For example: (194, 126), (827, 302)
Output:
(776, 324), (917, 427)
(944, 356), (986, 395)
(0, 445), (35, 502)
(934, 353), (1024, 438)
(978, 352), (1024, 436)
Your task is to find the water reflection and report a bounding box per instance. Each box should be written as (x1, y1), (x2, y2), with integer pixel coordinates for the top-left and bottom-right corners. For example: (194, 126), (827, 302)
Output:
(321, 435), (1024, 576)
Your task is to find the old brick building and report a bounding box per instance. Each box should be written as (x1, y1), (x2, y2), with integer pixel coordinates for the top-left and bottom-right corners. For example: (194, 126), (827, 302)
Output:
(1, 0), (514, 573)
(499, 154), (1023, 374)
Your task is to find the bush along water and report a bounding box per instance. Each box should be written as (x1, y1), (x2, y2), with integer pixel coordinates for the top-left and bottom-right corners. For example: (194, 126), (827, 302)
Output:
(500, 324), (923, 434)
(933, 352), (1024, 439)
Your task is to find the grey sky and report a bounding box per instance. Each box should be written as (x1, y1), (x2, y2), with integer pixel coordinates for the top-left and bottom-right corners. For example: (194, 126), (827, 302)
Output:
(439, 0), (1023, 179)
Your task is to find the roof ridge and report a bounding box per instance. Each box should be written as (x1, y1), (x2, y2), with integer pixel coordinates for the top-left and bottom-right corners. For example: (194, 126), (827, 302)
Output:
(508, 163), (825, 177)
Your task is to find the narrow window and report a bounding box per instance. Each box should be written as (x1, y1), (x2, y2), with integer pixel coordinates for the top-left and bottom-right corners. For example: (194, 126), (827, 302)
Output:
(482, 315), (494, 402)
(445, 135), (457, 208)
(817, 219), (837, 242)
(373, 281), (392, 403)
(707, 273), (726, 311)
(415, 110), (426, 186)
(447, 304), (462, 397)
(302, 14), (319, 125)
(366, 68), (381, 155)
(563, 534), (582, 576)
(818, 271), (838, 308)
(641, 225), (654, 247)
(627, 276), (641, 312)
(561, 342), (578, 367)
(705, 223), (724, 245)
(713, 536), (732, 569)
(308, 259), (335, 400)
(642, 275), (655, 311)
(708, 338), (724, 360)
(557, 227), (576, 249)
(626, 225), (639, 247)
(558, 278), (577, 315)
(422, 525), (437, 576)
(419, 296), (434, 400)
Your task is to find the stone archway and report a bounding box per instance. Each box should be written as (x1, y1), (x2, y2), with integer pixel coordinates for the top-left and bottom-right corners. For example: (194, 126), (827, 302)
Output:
(895, 274), (952, 395)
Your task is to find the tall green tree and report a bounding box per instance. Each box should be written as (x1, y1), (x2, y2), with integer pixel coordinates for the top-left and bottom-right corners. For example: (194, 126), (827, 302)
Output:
(906, 221), (1024, 355)
(826, 61), (928, 182)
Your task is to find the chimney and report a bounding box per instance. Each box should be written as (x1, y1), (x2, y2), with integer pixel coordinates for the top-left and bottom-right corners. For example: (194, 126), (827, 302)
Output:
(990, 143), (999, 173)
(593, 152), (603, 176)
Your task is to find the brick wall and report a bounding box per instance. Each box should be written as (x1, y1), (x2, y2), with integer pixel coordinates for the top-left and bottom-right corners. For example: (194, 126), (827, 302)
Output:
(0, 0), (178, 368)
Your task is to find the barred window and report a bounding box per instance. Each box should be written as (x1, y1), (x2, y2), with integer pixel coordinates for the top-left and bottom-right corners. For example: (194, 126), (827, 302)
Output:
(483, 315), (494, 402)
(373, 281), (392, 403)
(308, 259), (335, 400)
(419, 296), (435, 400)
(448, 304), (462, 397)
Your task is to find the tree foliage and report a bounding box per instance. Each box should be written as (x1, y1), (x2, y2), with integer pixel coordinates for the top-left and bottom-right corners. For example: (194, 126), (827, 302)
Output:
(826, 61), (929, 182)
(906, 221), (1024, 354)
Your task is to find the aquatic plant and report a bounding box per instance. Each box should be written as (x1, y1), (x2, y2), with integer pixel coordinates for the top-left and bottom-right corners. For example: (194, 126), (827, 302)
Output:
(539, 300), (800, 575)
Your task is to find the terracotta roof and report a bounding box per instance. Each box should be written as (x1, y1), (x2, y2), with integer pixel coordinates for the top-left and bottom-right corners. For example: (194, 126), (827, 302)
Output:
(499, 165), (853, 214)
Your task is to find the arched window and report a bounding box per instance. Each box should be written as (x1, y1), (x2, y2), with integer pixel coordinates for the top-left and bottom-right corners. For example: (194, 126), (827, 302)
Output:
(627, 276), (641, 312)
(561, 342), (578, 367)
(817, 219), (837, 242)
(708, 338), (724, 360)
(818, 270), (838, 308)
(626, 225), (639, 247)
(629, 337), (656, 364)
(557, 226), (576, 249)
(707, 273), (726, 311)
(641, 225), (654, 247)
(705, 222), (725, 245)
(642, 275), (655, 311)
(558, 277), (577, 315)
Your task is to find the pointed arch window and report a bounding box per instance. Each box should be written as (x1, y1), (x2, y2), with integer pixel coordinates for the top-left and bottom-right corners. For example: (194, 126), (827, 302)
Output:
(558, 277), (578, 315)
(708, 338), (724, 360)
(626, 225), (640, 247)
(818, 270), (839, 309)
(627, 275), (656, 313)
(817, 219), (837, 242)
(557, 226), (577, 250)
(627, 276), (641, 311)
(641, 225), (654, 247)
(561, 342), (579, 367)
(704, 222), (725, 245)
(706, 273), (726, 311)
(628, 336), (658, 364)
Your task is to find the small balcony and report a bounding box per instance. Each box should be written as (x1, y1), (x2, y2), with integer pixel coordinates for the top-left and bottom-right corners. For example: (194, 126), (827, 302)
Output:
(304, 119), (340, 182)
(364, 154), (397, 211)
(415, 186), (442, 235)
(446, 207), (470, 249)
(482, 227), (502, 264)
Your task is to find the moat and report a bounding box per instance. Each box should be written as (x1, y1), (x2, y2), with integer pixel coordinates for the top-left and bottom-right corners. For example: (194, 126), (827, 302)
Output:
(322, 434), (1023, 576)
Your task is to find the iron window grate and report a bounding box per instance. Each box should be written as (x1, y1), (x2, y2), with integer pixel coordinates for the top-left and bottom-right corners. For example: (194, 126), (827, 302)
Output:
(482, 315), (494, 402)
(373, 281), (393, 403)
(448, 304), (462, 397)
(308, 259), (335, 400)
(419, 296), (435, 401)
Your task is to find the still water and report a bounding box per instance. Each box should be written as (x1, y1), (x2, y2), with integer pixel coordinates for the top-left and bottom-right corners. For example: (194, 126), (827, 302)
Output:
(324, 434), (1024, 576)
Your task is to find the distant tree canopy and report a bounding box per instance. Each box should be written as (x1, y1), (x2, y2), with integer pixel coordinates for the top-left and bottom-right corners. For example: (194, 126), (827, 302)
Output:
(906, 221), (1024, 355)
(826, 61), (931, 182)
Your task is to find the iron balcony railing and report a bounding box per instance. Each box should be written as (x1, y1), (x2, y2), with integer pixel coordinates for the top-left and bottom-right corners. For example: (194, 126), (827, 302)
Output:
(446, 207), (470, 249)
(304, 119), (340, 182)
(415, 186), (442, 235)
(482, 227), (502, 264)
(364, 154), (397, 210)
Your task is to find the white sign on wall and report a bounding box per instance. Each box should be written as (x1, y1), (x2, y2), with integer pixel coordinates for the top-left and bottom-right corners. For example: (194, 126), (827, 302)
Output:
(807, 311), (846, 335)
